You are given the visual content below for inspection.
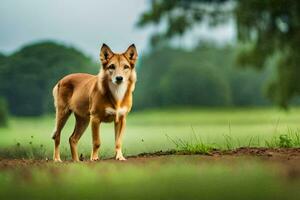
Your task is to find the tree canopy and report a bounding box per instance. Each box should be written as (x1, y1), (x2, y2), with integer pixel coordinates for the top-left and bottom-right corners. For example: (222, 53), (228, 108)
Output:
(0, 41), (97, 116)
(138, 0), (300, 108)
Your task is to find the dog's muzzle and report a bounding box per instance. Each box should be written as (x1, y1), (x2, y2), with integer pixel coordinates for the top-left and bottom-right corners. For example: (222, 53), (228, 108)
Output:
(115, 76), (123, 84)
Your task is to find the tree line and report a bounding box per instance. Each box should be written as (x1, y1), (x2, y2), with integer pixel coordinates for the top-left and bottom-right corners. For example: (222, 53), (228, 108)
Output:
(134, 44), (274, 109)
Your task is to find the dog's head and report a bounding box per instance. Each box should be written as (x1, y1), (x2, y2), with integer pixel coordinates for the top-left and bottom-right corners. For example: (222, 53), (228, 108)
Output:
(100, 44), (137, 85)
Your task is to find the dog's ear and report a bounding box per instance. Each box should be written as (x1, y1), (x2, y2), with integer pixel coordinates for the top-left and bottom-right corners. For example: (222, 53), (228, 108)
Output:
(124, 44), (138, 66)
(100, 44), (114, 66)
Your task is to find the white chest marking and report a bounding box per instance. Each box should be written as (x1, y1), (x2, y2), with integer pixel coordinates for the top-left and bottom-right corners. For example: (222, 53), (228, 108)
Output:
(105, 107), (127, 116)
(108, 82), (127, 102)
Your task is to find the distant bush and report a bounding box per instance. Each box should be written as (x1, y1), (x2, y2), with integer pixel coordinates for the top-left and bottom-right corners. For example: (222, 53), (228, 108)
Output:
(0, 97), (8, 127)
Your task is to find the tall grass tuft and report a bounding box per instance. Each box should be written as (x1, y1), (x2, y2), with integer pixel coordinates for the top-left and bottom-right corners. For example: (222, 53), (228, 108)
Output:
(265, 128), (300, 148)
(166, 126), (216, 154)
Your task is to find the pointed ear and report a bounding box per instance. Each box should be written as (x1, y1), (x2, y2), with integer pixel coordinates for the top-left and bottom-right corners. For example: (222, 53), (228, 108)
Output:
(100, 43), (114, 66)
(124, 44), (138, 66)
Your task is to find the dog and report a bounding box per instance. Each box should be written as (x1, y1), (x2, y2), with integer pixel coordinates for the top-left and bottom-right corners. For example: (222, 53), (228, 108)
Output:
(51, 44), (137, 162)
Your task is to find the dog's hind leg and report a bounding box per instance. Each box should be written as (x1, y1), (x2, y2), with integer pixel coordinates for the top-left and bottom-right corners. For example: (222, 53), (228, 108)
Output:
(69, 114), (89, 161)
(52, 109), (71, 162)
(52, 83), (72, 162)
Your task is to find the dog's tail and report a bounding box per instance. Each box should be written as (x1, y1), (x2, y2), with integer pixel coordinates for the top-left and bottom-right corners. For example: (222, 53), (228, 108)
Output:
(52, 82), (59, 109)
(52, 83), (60, 140)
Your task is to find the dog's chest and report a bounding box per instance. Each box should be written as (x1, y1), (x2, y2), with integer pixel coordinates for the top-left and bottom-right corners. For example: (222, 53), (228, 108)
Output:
(101, 107), (127, 123)
(108, 82), (127, 102)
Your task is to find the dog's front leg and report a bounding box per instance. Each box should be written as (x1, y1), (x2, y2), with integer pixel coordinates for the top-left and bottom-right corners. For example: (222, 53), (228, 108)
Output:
(114, 116), (126, 161)
(90, 117), (101, 161)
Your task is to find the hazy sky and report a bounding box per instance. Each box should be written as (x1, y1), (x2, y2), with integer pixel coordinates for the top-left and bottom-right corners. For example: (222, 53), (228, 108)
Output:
(0, 0), (235, 60)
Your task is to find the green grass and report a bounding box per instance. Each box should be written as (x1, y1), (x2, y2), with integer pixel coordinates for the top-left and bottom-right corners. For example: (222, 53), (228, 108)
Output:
(265, 128), (300, 148)
(1, 107), (300, 159)
(0, 158), (300, 200)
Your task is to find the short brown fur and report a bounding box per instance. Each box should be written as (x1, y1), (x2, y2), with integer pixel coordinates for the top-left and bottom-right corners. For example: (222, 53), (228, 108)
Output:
(52, 44), (137, 161)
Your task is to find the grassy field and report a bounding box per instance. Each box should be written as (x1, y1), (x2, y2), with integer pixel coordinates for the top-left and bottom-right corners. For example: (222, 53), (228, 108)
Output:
(0, 108), (300, 200)
(1, 156), (300, 200)
(0, 107), (300, 159)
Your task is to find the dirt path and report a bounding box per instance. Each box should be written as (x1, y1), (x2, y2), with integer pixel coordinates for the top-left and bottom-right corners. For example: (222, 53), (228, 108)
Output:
(1, 147), (300, 167)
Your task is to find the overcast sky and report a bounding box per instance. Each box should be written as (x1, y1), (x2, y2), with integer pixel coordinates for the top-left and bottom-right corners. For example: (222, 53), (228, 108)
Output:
(0, 0), (235, 60)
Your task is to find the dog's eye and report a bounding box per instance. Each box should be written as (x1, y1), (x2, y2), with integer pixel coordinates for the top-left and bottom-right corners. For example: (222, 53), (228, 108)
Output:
(124, 65), (130, 70)
(108, 64), (115, 70)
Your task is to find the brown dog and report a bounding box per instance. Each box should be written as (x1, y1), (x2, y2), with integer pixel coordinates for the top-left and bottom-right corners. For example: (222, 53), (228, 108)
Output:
(52, 44), (137, 162)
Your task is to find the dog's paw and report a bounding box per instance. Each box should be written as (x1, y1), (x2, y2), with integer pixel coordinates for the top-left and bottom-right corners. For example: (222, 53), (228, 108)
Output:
(90, 153), (99, 161)
(115, 155), (126, 161)
(90, 157), (99, 161)
(54, 158), (62, 162)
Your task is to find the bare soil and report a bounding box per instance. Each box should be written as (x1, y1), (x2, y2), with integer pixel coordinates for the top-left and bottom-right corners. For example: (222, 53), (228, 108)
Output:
(1, 147), (300, 170)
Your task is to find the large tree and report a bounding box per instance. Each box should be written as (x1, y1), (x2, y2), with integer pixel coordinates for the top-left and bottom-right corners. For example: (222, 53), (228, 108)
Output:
(138, 0), (300, 108)
(0, 41), (96, 116)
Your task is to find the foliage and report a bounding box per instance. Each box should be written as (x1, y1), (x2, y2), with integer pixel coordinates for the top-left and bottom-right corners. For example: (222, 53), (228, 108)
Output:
(138, 0), (231, 46)
(228, 65), (271, 106)
(0, 41), (97, 116)
(135, 45), (231, 108)
(0, 97), (8, 127)
(134, 44), (270, 109)
(138, 0), (300, 108)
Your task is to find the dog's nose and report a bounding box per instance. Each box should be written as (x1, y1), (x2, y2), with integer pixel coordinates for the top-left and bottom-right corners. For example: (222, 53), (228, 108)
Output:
(116, 76), (123, 83)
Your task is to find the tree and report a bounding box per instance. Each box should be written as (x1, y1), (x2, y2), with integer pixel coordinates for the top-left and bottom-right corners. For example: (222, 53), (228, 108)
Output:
(1, 57), (46, 115)
(0, 41), (96, 116)
(138, 0), (300, 108)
